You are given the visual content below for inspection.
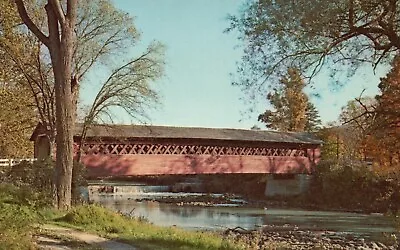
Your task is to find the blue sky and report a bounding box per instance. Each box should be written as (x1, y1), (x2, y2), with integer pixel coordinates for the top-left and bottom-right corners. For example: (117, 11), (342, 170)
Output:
(83, 0), (389, 129)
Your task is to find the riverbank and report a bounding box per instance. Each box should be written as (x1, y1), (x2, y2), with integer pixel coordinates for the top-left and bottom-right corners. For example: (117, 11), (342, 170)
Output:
(1, 193), (399, 249)
(44, 205), (400, 250)
(46, 205), (400, 250)
(225, 226), (399, 250)
(48, 204), (251, 250)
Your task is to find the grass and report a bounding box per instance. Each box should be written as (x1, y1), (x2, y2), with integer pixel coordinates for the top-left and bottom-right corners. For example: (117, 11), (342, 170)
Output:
(0, 184), (42, 249)
(0, 184), (308, 249)
(0, 180), (248, 250)
(55, 204), (248, 250)
(0, 190), (246, 250)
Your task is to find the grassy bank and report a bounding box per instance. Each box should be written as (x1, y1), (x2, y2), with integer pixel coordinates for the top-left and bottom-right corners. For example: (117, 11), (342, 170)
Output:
(0, 183), (257, 249)
(0, 161), (256, 249)
(54, 204), (251, 250)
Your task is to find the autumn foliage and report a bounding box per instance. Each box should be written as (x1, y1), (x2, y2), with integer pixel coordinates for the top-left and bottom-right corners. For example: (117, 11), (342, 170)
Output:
(258, 68), (321, 132)
(320, 57), (400, 172)
(366, 57), (400, 171)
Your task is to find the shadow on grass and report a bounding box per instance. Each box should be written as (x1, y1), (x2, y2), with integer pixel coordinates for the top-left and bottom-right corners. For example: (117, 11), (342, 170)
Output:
(120, 238), (236, 250)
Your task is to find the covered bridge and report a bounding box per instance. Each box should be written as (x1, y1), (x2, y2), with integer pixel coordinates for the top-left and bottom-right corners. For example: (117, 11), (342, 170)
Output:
(31, 123), (322, 178)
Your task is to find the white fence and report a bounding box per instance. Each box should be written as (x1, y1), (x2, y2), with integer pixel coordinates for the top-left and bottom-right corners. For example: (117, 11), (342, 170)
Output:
(0, 158), (37, 167)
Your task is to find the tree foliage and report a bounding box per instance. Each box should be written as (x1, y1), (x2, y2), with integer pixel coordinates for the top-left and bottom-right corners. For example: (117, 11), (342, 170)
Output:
(73, 0), (140, 79)
(0, 0), (19, 34)
(228, 0), (400, 93)
(77, 42), (164, 161)
(5, 0), (164, 208)
(0, 86), (36, 157)
(368, 56), (400, 169)
(318, 127), (344, 161)
(2, 0), (155, 143)
(258, 68), (321, 132)
(376, 56), (400, 132)
(337, 97), (377, 162)
(0, 0), (36, 158)
(83, 43), (164, 126)
(339, 97), (377, 130)
(305, 102), (322, 132)
(323, 56), (400, 170)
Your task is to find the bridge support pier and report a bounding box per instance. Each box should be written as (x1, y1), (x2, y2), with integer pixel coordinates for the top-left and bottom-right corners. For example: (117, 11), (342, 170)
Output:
(264, 174), (311, 197)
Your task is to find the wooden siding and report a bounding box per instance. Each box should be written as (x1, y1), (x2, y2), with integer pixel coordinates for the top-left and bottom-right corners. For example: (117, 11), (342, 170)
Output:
(81, 148), (320, 177)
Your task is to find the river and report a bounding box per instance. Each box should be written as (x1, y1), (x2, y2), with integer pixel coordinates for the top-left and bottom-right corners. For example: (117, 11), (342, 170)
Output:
(88, 183), (397, 240)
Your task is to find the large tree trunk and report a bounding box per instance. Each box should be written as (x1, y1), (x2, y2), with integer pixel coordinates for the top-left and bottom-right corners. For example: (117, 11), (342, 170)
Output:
(54, 31), (74, 209)
(46, 3), (76, 210)
(16, 0), (77, 209)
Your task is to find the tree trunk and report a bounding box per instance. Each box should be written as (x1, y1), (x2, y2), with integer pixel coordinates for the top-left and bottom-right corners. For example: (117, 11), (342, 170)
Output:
(55, 26), (75, 209)
(71, 76), (80, 203)
(46, 3), (75, 210)
(15, 0), (78, 209)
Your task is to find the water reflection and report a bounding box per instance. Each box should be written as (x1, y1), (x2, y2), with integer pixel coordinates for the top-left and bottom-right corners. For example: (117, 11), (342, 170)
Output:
(94, 195), (263, 230)
(160, 205), (202, 217)
(93, 193), (396, 237)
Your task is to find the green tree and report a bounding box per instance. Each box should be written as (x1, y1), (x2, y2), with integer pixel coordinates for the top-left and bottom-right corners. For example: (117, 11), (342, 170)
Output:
(228, 0), (400, 91)
(0, 0), (18, 33)
(7, 0), (164, 208)
(3, 0), (158, 144)
(305, 102), (322, 132)
(258, 68), (321, 132)
(0, 0), (36, 158)
(0, 86), (36, 158)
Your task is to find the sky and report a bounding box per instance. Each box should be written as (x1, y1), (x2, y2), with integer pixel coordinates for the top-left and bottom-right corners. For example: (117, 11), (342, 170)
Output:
(82, 0), (389, 129)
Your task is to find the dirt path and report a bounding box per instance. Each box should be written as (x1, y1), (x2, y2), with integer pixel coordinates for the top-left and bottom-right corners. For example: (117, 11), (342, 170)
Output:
(36, 224), (137, 250)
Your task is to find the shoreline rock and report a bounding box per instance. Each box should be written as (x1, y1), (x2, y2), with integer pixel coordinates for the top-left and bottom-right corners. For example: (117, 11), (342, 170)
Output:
(224, 227), (399, 250)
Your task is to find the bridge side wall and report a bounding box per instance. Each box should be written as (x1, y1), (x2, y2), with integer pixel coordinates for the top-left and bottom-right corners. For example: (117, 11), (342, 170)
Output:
(81, 153), (316, 177)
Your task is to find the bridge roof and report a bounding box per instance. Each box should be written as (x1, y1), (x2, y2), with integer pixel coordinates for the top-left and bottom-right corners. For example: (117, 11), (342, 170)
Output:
(74, 124), (322, 145)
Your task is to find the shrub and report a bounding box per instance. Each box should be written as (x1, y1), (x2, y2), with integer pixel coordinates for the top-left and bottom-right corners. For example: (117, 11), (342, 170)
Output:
(0, 184), (40, 249)
(307, 160), (400, 212)
(0, 183), (51, 208)
(5, 160), (54, 207)
(7, 160), (53, 190)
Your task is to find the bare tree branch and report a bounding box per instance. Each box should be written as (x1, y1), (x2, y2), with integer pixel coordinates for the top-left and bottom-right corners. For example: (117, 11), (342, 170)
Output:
(49, 0), (66, 26)
(14, 0), (49, 46)
(66, 0), (78, 29)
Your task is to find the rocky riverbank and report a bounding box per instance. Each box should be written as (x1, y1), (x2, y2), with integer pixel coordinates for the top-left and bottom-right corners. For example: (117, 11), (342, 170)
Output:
(224, 226), (399, 250)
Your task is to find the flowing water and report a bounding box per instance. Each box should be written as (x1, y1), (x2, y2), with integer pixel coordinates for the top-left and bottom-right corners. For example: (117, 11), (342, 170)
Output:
(88, 183), (397, 239)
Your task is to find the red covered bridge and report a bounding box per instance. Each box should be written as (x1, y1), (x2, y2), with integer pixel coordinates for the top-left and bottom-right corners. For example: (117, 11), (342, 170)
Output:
(31, 123), (321, 178)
